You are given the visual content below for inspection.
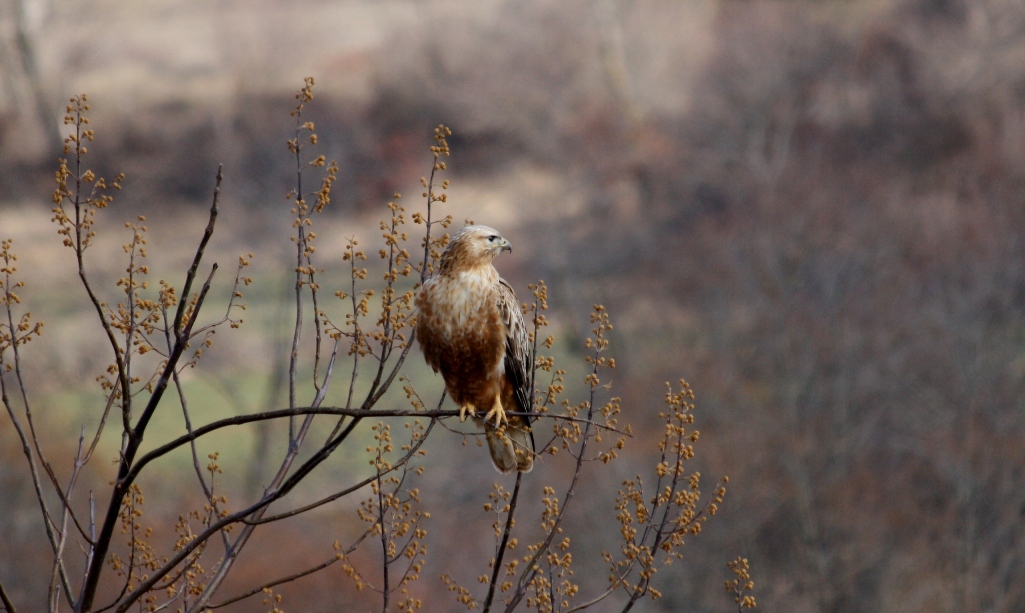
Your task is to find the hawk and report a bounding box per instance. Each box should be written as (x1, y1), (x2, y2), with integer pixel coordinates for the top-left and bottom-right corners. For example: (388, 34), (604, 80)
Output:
(415, 225), (534, 473)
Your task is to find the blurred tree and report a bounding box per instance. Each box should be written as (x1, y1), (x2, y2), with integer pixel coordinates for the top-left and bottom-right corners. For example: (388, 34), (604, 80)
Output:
(0, 0), (59, 156)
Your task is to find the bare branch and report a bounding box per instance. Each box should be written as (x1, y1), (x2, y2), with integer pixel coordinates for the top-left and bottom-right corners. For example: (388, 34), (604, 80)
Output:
(481, 472), (522, 613)
(563, 585), (618, 613)
(376, 463), (390, 612)
(165, 305), (232, 553)
(503, 317), (609, 613)
(249, 419), (436, 525)
(82, 378), (119, 465)
(184, 317), (338, 611)
(78, 188), (221, 613)
(0, 292), (77, 606)
(39, 456), (92, 545)
(209, 555), (342, 610)
(0, 578), (15, 613)
(173, 166), (222, 342)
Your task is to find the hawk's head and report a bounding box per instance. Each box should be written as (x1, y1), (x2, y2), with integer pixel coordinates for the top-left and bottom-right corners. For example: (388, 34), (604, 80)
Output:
(440, 224), (511, 272)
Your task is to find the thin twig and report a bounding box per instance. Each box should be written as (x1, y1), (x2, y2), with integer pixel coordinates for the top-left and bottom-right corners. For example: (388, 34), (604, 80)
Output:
(83, 378), (119, 465)
(64, 102), (132, 435)
(482, 472), (523, 613)
(564, 584), (618, 613)
(149, 583), (187, 613)
(79, 218), (222, 613)
(48, 431), (89, 612)
(163, 303), (232, 553)
(0, 578), (16, 613)
(504, 345), (605, 612)
(0, 332), (76, 604)
(39, 458), (92, 544)
(117, 421), (357, 613)
(211, 555), (340, 609)
(287, 91), (309, 443)
(249, 420), (435, 525)
(0, 370), (58, 548)
(183, 335), (340, 612)
(173, 166), (222, 342)
(377, 460), (389, 612)
(211, 523), (375, 610)
(77, 491), (96, 607)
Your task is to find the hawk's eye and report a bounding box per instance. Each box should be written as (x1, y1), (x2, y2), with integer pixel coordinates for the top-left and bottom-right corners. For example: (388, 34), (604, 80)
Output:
(488, 235), (498, 242)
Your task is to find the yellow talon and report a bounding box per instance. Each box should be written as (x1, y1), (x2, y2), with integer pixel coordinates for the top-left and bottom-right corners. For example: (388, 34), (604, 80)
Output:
(459, 404), (475, 422)
(483, 399), (508, 427)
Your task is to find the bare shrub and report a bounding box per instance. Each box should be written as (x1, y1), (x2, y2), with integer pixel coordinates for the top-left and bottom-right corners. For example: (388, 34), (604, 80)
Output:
(0, 80), (743, 613)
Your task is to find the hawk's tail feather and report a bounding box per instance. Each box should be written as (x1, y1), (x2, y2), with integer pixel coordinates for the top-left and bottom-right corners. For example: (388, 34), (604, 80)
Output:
(485, 424), (534, 474)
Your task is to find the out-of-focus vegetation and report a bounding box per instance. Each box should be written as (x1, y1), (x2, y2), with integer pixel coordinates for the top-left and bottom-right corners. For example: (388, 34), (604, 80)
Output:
(2, 0), (1024, 611)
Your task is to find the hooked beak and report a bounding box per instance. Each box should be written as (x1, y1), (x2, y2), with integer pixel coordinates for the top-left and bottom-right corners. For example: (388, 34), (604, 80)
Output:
(501, 239), (512, 253)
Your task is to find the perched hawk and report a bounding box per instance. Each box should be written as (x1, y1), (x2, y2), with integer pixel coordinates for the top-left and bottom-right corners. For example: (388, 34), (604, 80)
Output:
(415, 225), (534, 473)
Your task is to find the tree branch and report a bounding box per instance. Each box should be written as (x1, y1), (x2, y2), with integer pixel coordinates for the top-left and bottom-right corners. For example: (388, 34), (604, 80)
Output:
(482, 472), (522, 613)
(0, 576), (16, 613)
(173, 166), (221, 341)
(249, 420), (436, 525)
(78, 183), (221, 612)
(210, 555), (340, 610)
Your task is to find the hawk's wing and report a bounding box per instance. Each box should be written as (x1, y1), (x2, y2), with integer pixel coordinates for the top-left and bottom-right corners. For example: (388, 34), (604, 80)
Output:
(497, 279), (533, 423)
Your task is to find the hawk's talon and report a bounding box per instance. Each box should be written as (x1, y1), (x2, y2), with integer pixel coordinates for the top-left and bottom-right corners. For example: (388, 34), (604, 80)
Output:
(483, 403), (509, 428)
(459, 404), (475, 423)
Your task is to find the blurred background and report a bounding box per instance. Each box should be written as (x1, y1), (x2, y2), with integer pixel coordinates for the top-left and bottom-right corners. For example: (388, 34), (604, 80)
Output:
(2, 0), (1025, 611)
